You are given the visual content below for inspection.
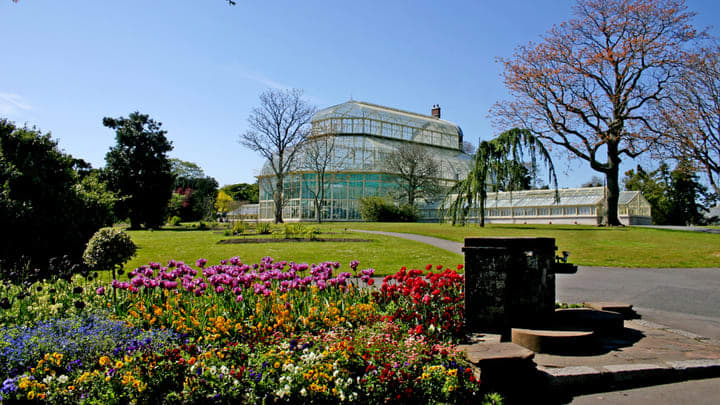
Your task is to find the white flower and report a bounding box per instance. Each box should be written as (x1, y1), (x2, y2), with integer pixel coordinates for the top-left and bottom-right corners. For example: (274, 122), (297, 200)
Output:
(209, 366), (217, 375)
(220, 365), (229, 375)
(57, 374), (69, 384)
(42, 376), (53, 385)
(300, 388), (307, 397)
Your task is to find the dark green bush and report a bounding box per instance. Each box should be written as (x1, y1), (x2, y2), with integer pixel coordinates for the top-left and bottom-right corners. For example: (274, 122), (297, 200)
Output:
(0, 120), (117, 280)
(359, 197), (418, 222)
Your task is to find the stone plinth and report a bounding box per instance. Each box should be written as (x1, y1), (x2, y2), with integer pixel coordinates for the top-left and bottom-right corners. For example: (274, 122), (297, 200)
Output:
(463, 237), (557, 333)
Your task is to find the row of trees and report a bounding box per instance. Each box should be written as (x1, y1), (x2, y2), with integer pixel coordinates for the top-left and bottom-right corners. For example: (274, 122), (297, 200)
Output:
(0, 111), (255, 278)
(492, 0), (719, 226)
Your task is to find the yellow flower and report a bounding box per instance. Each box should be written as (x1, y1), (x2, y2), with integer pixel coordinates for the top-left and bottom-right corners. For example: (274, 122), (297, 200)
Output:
(27, 391), (35, 400)
(115, 360), (124, 369)
(99, 356), (111, 366)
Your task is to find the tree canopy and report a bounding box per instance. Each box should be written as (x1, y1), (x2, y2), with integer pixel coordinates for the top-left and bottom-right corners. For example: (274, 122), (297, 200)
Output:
(0, 119), (116, 279)
(493, 0), (704, 226)
(656, 42), (720, 197)
(624, 160), (710, 225)
(239, 88), (316, 223)
(444, 128), (557, 226)
(104, 112), (174, 229)
(220, 183), (259, 203)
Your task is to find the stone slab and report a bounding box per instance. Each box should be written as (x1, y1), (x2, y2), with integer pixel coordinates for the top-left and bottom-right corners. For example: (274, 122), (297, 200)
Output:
(459, 342), (535, 365)
(512, 328), (594, 353)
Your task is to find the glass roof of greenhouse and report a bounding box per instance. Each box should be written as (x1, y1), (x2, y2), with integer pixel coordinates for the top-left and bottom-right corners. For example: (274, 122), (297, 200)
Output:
(312, 101), (463, 139)
(258, 134), (472, 179)
(482, 187), (643, 208)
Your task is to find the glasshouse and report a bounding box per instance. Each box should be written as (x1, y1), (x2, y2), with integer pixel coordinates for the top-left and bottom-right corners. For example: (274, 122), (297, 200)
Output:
(462, 187), (652, 225)
(257, 100), (473, 221)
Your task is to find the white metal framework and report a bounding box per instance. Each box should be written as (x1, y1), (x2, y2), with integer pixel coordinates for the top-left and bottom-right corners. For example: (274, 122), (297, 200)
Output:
(453, 187), (652, 225)
(256, 101), (472, 221)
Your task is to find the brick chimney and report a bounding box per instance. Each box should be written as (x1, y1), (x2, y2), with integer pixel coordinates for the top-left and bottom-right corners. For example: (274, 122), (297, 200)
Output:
(431, 104), (441, 119)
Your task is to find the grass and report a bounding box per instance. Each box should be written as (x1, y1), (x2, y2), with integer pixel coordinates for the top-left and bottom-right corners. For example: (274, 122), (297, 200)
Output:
(121, 225), (462, 277)
(324, 222), (720, 268)
(117, 222), (719, 279)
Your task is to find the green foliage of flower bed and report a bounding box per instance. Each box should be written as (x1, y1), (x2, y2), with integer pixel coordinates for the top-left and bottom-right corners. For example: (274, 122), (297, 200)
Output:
(0, 258), (500, 404)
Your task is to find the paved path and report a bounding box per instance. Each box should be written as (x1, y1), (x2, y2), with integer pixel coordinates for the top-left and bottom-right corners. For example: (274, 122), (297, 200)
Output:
(350, 229), (720, 339)
(570, 377), (720, 404)
(635, 225), (720, 234)
(349, 229), (464, 255)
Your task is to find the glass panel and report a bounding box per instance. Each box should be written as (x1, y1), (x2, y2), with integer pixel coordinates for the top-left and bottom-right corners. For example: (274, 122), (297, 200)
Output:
(332, 200), (347, 220)
(551, 207), (563, 216)
(302, 200), (315, 219)
(347, 200), (361, 220)
(320, 200), (331, 220)
(513, 208), (524, 216)
(302, 181), (316, 199)
(349, 181), (364, 199)
(285, 181), (300, 199)
(564, 207), (577, 216)
(332, 180), (347, 200)
(365, 181), (379, 196)
(349, 173), (363, 181)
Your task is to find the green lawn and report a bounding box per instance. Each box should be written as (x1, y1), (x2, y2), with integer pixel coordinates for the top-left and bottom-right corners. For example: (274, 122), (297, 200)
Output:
(122, 226), (462, 276)
(325, 222), (720, 268)
(119, 222), (719, 278)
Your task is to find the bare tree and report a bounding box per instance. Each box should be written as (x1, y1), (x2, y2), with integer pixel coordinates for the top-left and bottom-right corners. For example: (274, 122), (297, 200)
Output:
(492, 0), (703, 226)
(384, 143), (442, 206)
(656, 43), (720, 197)
(297, 120), (349, 222)
(239, 88), (316, 223)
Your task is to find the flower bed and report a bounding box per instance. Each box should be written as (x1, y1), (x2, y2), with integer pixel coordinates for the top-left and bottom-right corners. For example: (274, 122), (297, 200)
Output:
(0, 258), (500, 404)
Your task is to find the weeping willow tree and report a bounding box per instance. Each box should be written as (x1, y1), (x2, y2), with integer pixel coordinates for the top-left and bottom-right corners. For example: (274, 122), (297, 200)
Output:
(444, 128), (558, 226)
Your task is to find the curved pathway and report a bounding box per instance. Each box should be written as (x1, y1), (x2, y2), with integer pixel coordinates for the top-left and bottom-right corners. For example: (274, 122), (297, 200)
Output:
(350, 228), (720, 339)
(349, 229), (464, 255)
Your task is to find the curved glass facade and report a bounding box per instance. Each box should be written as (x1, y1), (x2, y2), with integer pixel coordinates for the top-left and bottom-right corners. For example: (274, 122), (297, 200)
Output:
(257, 101), (472, 221)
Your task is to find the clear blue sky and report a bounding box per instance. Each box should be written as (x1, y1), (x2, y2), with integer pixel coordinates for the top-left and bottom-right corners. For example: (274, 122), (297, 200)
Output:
(2, 0), (718, 187)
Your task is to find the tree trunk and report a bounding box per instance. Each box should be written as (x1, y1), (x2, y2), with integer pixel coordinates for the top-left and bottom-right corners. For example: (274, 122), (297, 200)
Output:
(479, 192), (486, 227)
(604, 143), (623, 226)
(274, 175), (284, 224)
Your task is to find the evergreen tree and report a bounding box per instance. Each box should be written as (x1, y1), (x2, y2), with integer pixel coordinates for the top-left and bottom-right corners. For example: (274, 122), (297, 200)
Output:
(104, 112), (174, 229)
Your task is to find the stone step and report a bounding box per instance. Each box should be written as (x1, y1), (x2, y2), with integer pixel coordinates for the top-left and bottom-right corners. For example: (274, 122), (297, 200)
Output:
(584, 301), (638, 319)
(512, 328), (594, 353)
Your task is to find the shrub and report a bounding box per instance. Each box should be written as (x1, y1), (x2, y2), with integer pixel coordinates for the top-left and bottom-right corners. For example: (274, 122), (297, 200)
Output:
(82, 228), (136, 279)
(255, 222), (271, 234)
(198, 221), (208, 230)
(305, 225), (320, 240)
(231, 221), (248, 235)
(397, 203), (419, 222)
(0, 120), (116, 280)
(168, 215), (182, 226)
(359, 197), (418, 222)
(282, 223), (306, 238)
